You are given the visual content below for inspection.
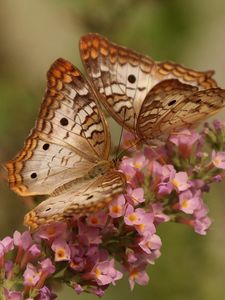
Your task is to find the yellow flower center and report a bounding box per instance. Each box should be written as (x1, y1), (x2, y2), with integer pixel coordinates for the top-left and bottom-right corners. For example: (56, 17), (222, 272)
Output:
(56, 249), (65, 259)
(95, 267), (101, 278)
(136, 223), (145, 232)
(134, 162), (141, 169)
(130, 269), (138, 279)
(46, 227), (56, 236)
(128, 213), (137, 223)
(90, 217), (99, 225)
(172, 178), (180, 188)
(214, 158), (221, 166)
(181, 199), (188, 208)
(112, 205), (121, 214)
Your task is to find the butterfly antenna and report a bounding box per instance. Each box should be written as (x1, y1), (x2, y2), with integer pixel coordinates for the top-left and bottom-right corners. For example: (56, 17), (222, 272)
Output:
(115, 121), (125, 163)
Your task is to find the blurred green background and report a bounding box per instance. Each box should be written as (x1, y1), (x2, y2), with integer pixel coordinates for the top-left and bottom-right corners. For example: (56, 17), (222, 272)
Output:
(0, 0), (225, 299)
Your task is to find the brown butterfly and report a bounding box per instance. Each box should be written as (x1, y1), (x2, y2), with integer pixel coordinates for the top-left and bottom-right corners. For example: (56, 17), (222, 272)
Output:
(5, 58), (126, 230)
(80, 33), (225, 144)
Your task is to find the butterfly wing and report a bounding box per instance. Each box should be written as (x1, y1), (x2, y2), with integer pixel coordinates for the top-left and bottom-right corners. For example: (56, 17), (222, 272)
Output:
(80, 33), (217, 132)
(137, 79), (225, 141)
(5, 58), (111, 196)
(24, 170), (126, 230)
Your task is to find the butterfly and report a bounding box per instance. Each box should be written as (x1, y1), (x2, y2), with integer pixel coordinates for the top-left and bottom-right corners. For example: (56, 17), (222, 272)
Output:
(5, 58), (126, 230)
(80, 33), (225, 144)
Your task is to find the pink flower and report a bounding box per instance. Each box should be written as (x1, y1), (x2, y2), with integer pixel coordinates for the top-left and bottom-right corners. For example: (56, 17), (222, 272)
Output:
(213, 119), (225, 131)
(74, 283), (84, 295)
(87, 211), (108, 227)
(109, 195), (126, 218)
(23, 263), (40, 287)
(1, 236), (14, 252)
(192, 203), (212, 235)
(13, 231), (33, 250)
(169, 129), (201, 158)
(3, 288), (23, 300)
(179, 190), (201, 214)
(139, 234), (162, 254)
(70, 257), (86, 272)
(39, 286), (56, 300)
(78, 222), (101, 245)
(39, 258), (56, 276)
(129, 268), (149, 290)
(125, 153), (148, 170)
(126, 248), (137, 263)
(212, 150), (225, 169)
(88, 259), (123, 286)
(134, 210), (155, 236)
(127, 187), (145, 206)
(124, 205), (142, 226)
(119, 160), (136, 183)
(157, 182), (173, 196)
(34, 222), (67, 241)
(171, 172), (190, 192)
(193, 216), (212, 235)
(51, 238), (71, 261)
(151, 203), (170, 224)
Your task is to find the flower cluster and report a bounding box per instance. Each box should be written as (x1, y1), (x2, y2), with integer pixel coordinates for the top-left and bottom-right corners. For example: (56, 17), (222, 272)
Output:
(1, 120), (225, 298)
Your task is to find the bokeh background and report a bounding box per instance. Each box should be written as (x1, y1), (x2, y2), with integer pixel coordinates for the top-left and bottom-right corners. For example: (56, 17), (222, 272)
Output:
(1, 0), (225, 299)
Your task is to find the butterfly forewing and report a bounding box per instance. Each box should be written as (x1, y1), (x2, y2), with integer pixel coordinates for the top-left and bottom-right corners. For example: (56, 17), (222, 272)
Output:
(80, 33), (218, 134)
(80, 33), (158, 132)
(5, 131), (98, 196)
(5, 59), (113, 197)
(37, 58), (110, 160)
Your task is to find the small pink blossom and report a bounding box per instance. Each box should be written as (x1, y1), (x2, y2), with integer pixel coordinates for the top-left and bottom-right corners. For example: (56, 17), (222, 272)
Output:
(39, 258), (56, 276)
(74, 283), (84, 295)
(129, 268), (149, 290)
(1, 236), (14, 252)
(125, 153), (148, 170)
(3, 288), (23, 300)
(170, 130), (201, 158)
(124, 205), (142, 226)
(87, 259), (123, 286)
(134, 210), (155, 236)
(213, 119), (225, 131)
(179, 190), (201, 214)
(39, 286), (56, 300)
(193, 216), (212, 235)
(87, 211), (108, 227)
(23, 263), (40, 287)
(34, 222), (67, 241)
(151, 203), (170, 224)
(78, 222), (101, 245)
(127, 187), (145, 206)
(109, 194), (126, 218)
(51, 238), (71, 261)
(13, 231), (33, 250)
(212, 150), (225, 169)
(119, 160), (136, 182)
(139, 234), (162, 254)
(171, 172), (190, 192)
(157, 182), (173, 196)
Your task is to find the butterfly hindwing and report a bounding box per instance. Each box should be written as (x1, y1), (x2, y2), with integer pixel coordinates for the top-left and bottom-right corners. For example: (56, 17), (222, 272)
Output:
(137, 79), (225, 140)
(24, 169), (126, 230)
